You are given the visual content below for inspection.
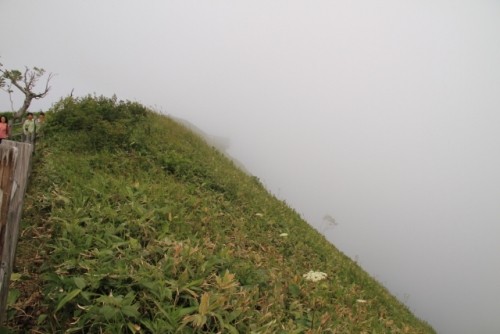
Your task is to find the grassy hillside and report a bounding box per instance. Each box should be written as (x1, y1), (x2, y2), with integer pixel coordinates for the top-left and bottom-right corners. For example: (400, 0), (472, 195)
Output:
(6, 95), (435, 333)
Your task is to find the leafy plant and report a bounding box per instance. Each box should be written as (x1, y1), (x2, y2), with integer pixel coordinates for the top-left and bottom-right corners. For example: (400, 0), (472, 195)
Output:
(7, 95), (436, 333)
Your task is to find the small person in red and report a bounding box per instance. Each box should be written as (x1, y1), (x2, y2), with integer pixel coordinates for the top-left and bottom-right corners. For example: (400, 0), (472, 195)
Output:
(0, 116), (9, 143)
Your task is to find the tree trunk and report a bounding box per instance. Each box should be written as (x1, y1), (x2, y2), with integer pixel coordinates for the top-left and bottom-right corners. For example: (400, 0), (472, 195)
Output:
(14, 95), (33, 119)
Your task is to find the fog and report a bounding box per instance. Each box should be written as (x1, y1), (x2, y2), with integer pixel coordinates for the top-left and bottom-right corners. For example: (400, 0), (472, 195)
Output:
(2, 1), (500, 333)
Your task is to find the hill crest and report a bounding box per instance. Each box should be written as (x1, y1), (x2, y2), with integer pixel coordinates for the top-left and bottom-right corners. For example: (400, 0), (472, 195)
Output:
(7, 95), (435, 333)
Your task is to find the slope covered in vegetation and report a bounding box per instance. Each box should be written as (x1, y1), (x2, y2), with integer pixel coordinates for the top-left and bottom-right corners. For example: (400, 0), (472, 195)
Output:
(6, 96), (435, 333)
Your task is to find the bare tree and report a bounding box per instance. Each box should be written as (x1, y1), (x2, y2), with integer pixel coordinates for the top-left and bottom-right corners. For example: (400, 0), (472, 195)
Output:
(0, 62), (54, 118)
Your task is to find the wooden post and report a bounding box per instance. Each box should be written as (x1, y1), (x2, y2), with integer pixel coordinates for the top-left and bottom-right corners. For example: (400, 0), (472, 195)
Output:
(0, 147), (15, 261)
(0, 141), (33, 322)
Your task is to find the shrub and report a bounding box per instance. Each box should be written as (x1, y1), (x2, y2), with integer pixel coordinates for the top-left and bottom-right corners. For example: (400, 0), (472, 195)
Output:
(45, 95), (147, 152)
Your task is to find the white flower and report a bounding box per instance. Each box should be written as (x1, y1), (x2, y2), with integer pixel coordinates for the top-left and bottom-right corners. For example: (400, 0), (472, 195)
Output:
(356, 299), (367, 303)
(279, 233), (288, 237)
(303, 270), (328, 282)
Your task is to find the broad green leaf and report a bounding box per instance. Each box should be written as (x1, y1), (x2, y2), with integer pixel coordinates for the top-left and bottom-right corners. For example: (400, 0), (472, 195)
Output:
(36, 314), (48, 325)
(10, 273), (22, 282)
(173, 305), (198, 318)
(288, 283), (301, 298)
(100, 305), (118, 320)
(7, 289), (20, 305)
(223, 322), (239, 334)
(55, 289), (81, 312)
(73, 276), (86, 289)
(121, 304), (140, 318)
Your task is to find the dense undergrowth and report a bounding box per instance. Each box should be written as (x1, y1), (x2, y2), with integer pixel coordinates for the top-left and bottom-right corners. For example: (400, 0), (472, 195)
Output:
(6, 95), (435, 333)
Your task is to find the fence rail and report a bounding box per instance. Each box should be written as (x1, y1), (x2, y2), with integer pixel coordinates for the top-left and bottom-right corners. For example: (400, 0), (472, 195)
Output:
(0, 141), (33, 322)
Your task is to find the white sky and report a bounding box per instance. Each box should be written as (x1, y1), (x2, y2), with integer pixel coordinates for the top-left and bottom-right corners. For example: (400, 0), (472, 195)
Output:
(2, 1), (500, 333)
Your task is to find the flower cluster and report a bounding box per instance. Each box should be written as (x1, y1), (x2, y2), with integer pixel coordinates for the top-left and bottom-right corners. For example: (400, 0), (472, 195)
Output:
(303, 270), (328, 282)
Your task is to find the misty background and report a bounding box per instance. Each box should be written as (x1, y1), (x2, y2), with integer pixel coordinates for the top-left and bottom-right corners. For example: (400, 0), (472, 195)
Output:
(2, 1), (500, 333)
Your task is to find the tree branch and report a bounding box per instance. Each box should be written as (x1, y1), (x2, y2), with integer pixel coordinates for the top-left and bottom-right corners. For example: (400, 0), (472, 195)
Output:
(1, 64), (54, 118)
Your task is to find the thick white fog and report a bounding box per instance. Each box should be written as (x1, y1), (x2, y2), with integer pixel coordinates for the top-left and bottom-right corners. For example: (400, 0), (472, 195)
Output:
(2, 1), (500, 333)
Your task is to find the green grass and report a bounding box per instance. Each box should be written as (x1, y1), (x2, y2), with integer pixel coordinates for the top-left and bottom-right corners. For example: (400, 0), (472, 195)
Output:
(6, 95), (435, 333)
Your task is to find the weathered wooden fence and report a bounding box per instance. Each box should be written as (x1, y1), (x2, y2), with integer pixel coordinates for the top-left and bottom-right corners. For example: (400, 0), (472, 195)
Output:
(0, 141), (33, 322)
